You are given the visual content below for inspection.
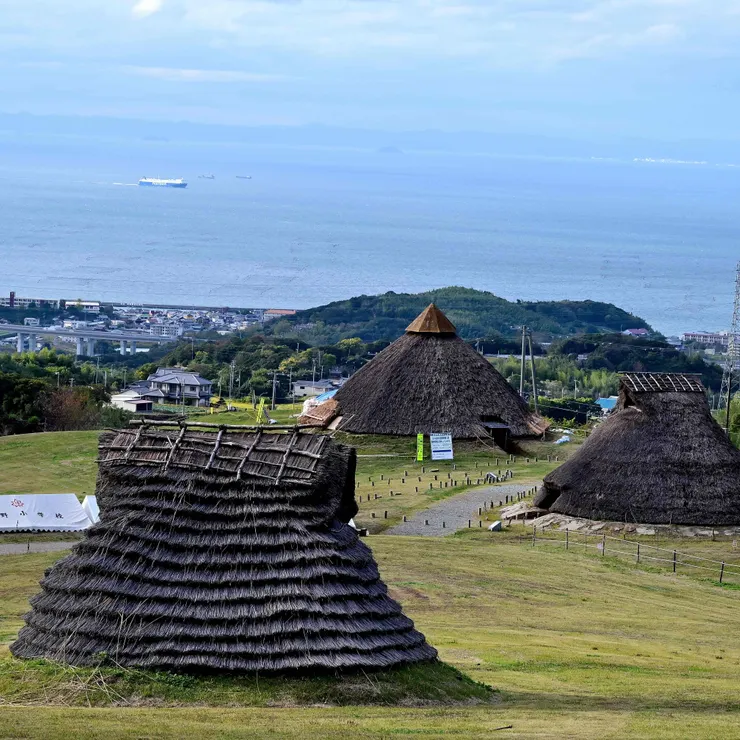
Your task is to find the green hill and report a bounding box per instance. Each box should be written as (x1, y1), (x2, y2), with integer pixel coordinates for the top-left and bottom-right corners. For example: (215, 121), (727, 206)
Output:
(264, 287), (652, 343)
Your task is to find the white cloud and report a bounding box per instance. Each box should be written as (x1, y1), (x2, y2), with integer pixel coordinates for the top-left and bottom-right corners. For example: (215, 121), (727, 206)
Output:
(123, 65), (289, 82)
(132, 0), (162, 18)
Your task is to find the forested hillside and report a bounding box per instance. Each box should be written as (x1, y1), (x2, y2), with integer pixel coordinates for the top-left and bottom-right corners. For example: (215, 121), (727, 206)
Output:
(263, 287), (652, 343)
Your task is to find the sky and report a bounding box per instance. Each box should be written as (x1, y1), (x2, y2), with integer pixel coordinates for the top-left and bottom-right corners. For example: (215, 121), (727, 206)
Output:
(2, 0), (740, 139)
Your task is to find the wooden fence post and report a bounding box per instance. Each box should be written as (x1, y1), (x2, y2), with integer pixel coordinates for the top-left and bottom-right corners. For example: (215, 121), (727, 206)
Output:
(673, 550), (677, 573)
(720, 562), (725, 583)
(532, 526), (536, 547)
(565, 529), (569, 551)
(636, 543), (640, 563)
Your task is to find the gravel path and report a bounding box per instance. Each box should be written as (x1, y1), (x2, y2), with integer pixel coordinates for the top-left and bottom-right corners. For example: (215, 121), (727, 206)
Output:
(386, 483), (535, 537)
(0, 541), (76, 555)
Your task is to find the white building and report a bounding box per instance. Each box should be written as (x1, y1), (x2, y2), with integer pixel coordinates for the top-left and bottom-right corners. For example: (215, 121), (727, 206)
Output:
(682, 331), (734, 346)
(292, 380), (336, 398)
(110, 390), (154, 413)
(149, 324), (184, 338)
(63, 299), (100, 313)
(0, 293), (60, 309)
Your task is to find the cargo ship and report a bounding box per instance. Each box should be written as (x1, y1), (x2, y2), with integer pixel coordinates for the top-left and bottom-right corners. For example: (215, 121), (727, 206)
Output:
(138, 177), (188, 188)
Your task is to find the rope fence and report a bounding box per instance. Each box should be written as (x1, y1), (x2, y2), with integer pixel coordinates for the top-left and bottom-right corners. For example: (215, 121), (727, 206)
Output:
(531, 526), (740, 584)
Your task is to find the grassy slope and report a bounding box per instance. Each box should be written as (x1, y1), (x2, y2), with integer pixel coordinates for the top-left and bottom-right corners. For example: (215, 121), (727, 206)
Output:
(3, 538), (740, 737)
(5, 428), (740, 736)
(0, 431), (99, 496)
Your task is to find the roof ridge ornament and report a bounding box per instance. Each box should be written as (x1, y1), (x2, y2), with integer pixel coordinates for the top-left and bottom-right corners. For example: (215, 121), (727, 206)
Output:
(405, 304), (457, 334)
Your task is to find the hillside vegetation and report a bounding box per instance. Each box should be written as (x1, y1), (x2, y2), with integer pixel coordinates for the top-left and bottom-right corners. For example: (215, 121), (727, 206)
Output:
(262, 287), (652, 343)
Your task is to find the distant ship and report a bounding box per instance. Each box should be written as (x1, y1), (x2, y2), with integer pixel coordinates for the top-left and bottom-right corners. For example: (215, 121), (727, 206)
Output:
(236, 175), (252, 180)
(198, 174), (215, 179)
(138, 177), (188, 188)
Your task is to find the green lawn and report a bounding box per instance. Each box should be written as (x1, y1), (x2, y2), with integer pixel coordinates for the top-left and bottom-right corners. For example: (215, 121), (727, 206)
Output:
(0, 422), (574, 530)
(6, 427), (740, 737)
(0, 431), (99, 496)
(3, 536), (740, 737)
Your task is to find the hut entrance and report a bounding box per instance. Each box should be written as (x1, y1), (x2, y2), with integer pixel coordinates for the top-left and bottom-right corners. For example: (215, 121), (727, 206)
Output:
(480, 418), (510, 449)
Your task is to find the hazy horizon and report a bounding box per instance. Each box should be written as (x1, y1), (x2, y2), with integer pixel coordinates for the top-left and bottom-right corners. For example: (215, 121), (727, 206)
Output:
(3, 1), (740, 142)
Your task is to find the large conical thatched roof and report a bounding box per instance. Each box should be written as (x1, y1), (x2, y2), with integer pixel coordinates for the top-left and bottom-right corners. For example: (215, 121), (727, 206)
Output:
(11, 424), (437, 673)
(534, 373), (740, 525)
(300, 304), (547, 438)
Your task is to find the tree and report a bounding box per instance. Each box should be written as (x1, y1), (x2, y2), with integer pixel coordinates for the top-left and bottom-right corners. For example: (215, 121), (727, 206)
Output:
(42, 388), (101, 431)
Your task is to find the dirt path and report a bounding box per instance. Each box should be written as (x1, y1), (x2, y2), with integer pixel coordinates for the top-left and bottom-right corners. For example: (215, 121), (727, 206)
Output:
(0, 541), (75, 555)
(385, 483), (536, 537)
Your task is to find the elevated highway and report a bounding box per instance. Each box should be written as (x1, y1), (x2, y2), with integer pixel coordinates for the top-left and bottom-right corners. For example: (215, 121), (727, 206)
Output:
(0, 323), (177, 357)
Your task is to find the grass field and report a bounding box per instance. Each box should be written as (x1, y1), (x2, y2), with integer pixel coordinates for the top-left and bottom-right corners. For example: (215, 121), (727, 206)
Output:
(6, 426), (740, 737)
(3, 536), (740, 737)
(0, 419), (570, 532)
(0, 431), (99, 496)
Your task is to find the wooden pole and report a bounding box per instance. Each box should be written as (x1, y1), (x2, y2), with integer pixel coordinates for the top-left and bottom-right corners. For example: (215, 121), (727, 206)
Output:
(673, 550), (677, 573)
(519, 325), (527, 398)
(527, 331), (539, 413)
(720, 561), (725, 583)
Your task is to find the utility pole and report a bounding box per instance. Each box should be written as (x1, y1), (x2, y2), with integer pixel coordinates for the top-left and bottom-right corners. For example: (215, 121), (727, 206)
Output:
(720, 262), (740, 434)
(271, 371), (278, 411)
(527, 331), (539, 413)
(519, 325), (527, 398)
(228, 360), (235, 405)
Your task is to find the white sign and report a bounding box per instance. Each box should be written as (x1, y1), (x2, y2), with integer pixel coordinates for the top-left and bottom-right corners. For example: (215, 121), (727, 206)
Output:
(430, 433), (454, 460)
(0, 494), (92, 532)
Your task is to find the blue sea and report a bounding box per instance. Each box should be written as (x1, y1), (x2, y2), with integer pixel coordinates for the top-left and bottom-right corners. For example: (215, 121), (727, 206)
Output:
(1, 135), (738, 336)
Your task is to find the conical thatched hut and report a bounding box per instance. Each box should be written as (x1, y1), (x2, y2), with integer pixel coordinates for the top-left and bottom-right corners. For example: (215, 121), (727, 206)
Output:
(11, 424), (437, 673)
(300, 304), (547, 440)
(534, 372), (740, 525)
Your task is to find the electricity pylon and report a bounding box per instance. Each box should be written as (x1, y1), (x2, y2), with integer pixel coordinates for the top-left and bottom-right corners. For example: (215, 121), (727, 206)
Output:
(719, 261), (740, 432)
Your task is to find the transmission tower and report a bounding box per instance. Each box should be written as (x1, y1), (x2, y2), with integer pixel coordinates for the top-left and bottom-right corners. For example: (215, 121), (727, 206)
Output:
(719, 261), (740, 431)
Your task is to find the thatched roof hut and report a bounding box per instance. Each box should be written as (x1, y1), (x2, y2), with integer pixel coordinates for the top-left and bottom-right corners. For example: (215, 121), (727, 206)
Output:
(11, 424), (437, 673)
(300, 304), (547, 439)
(534, 373), (740, 525)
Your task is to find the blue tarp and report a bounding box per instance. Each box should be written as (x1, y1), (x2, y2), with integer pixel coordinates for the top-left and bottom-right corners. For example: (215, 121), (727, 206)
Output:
(314, 389), (338, 403)
(595, 397), (618, 411)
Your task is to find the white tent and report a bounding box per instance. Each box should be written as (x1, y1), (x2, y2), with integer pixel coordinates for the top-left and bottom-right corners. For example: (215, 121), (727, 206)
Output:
(82, 495), (100, 524)
(0, 494), (92, 532)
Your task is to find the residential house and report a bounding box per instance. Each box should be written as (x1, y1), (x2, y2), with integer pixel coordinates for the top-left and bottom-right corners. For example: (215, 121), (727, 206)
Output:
(140, 367), (213, 407)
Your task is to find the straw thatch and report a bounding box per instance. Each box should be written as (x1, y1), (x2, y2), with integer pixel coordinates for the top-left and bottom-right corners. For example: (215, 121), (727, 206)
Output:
(11, 425), (437, 673)
(301, 304), (547, 438)
(535, 373), (740, 525)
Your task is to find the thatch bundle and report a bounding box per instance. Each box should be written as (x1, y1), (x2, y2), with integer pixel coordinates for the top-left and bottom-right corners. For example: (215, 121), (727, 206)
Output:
(301, 304), (547, 439)
(535, 373), (740, 525)
(11, 425), (437, 673)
